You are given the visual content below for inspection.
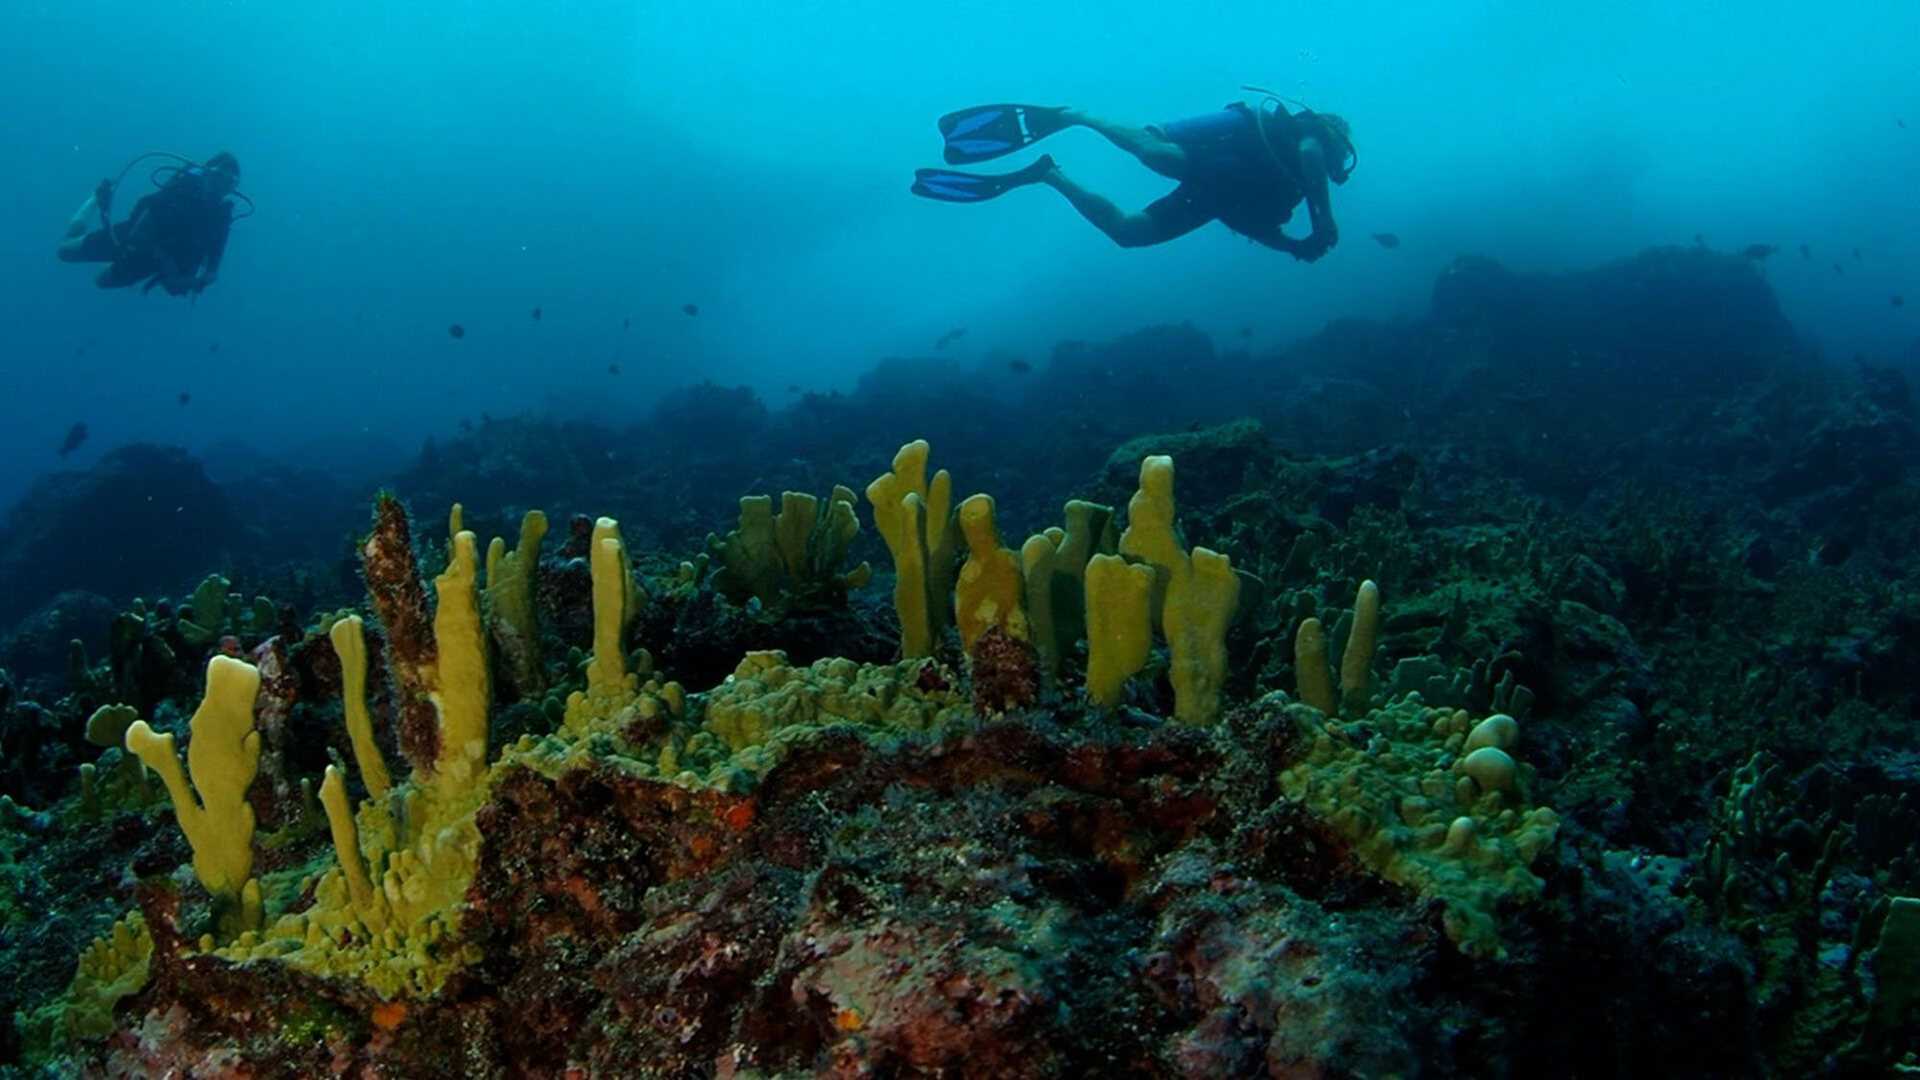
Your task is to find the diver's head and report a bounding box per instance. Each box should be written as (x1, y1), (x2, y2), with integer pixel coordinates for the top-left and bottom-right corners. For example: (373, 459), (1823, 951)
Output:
(204, 152), (241, 195)
(1304, 113), (1356, 184)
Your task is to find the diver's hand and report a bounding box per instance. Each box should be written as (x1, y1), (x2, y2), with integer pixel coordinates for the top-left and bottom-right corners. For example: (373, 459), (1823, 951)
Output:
(193, 272), (217, 295)
(1296, 235), (1335, 263)
(1265, 234), (1307, 258)
(160, 273), (196, 297)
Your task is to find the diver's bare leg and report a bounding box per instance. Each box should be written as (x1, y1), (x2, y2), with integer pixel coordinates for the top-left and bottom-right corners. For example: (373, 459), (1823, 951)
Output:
(1036, 163), (1198, 247)
(1059, 108), (1189, 180)
(56, 194), (100, 260)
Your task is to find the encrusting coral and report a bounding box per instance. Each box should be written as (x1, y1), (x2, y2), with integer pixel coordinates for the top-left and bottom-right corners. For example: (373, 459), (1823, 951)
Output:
(1275, 691), (1559, 958)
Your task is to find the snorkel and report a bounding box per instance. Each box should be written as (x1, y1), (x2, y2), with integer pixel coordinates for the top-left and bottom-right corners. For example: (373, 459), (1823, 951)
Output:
(1241, 84), (1358, 182)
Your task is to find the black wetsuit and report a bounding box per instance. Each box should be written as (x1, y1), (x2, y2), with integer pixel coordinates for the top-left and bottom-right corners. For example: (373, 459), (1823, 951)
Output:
(1151, 103), (1306, 237)
(78, 169), (234, 292)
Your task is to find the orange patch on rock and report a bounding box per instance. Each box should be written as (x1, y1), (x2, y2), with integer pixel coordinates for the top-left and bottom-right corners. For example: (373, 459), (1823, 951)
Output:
(722, 800), (755, 832)
(834, 1007), (864, 1032)
(371, 1001), (408, 1031)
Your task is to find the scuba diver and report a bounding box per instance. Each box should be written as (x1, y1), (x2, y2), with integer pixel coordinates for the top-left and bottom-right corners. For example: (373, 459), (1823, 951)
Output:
(912, 92), (1353, 261)
(57, 151), (249, 296)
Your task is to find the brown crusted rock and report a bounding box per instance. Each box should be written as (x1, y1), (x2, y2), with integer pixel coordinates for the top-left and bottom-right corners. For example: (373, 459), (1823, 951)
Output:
(360, 493), (440, 773)
(969, 624), (1039, 716)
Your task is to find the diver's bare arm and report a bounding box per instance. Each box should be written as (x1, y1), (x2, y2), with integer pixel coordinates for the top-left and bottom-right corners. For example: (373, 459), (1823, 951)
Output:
(1297, 141), (1340, 255)
(1245, 224), (1307, 256)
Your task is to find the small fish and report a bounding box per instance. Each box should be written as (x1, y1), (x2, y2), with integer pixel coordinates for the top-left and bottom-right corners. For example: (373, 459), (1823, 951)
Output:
(208, 342), (220, 354)
(1008, 358), (1032, 374)
(1239, 326), (1253, 338)
(530, 306), (542, 321)
(682, 304), (699, 317)
(1833, 263), (1844, 276)
(1692, 233), (1706, 246)
(622, 317), (631, 330)
(1895, 295), (1907, 308)
(935, 327), (968, 350)
(1854, 247), (1864, 261)
(1900, 118), (1907, 129)
(448, 323), (466, 339)
(608, 362), (621, 375)
(177, 392), (190, 406)
(1741, 243), (1777, 260)
(1798, 244), (1810, 261)
(786, 384), (801, 394)
(459, 418), (473, 433)
(1371, 232), (1401, 249)
(58, 422), (87, 457)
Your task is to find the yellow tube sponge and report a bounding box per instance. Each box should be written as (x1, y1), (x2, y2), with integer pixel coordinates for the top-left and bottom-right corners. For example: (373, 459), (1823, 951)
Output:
(124, 656), (262, 911)
(1340, 579), (1381, 714)
(484, 509), (548, 695)
(1084, 554), (1154, 707)
(430, 530), (490, 794)
(1112, 455), (1239, 723)
(719, 495), (782, 604)
(1118, 455), (1182, 619)
(1021, 533), (1064, 676)
(1294, 617), (1336, 714)
(319, 764), (382, 927)
(1166, 546), (1241, 724)
(328, 615), (391, 800)
(866, 440), (958, 658)
(771, 491), (818, 583)
(1021, 500), (1116, 681)
(587, 517), (638, 694)
(954, 494), (1028, 650)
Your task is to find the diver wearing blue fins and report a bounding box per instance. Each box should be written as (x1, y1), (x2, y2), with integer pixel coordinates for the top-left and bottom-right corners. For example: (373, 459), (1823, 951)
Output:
(57, 151), (251, 297)
(914, 90), (1353, 261)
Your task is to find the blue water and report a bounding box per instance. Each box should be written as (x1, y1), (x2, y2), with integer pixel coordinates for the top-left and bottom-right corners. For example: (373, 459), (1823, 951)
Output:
(2, 0), (1915, 507)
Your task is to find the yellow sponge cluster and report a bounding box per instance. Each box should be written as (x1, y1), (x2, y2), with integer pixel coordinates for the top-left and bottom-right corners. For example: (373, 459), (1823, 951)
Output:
(866, 440), (959, 658)
(1276, 694), (1559, 958)
(1101, 455), (1242, 723)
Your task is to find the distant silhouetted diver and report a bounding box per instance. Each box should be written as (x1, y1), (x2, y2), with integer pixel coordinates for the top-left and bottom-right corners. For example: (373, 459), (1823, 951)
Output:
(57, 151), (249, 298)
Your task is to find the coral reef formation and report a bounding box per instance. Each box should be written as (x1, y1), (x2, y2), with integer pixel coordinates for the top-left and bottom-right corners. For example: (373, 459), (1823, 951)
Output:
(3, 248), (1919, 1075)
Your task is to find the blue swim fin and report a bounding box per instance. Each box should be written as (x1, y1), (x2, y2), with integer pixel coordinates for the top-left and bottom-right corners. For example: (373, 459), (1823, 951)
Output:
(911, 156), (1056, 203)
(938, 104), (1070, 165)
